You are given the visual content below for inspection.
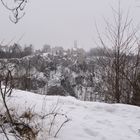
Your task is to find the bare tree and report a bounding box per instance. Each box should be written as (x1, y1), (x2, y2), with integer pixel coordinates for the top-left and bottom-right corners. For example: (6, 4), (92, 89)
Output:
(95, 3), (139, 103)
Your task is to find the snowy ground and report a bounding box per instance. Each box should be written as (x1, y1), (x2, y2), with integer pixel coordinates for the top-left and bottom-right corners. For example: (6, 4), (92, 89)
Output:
(0, 90), (140, 140)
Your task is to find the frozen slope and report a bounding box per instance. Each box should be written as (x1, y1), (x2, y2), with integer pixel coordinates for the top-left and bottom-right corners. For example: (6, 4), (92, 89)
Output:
(1, 90), (140, 140)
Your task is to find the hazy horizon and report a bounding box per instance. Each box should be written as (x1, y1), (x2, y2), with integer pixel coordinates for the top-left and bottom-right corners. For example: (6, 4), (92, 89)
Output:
(0, 0), (139, 50)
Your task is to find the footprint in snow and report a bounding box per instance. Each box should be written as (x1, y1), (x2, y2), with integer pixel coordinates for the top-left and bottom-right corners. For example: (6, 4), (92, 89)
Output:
(84, 128), (99, 137)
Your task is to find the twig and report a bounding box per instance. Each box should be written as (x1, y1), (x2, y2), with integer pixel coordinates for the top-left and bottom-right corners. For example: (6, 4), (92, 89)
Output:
(0, 125), (10, 140)
(54, 118), (70, 137)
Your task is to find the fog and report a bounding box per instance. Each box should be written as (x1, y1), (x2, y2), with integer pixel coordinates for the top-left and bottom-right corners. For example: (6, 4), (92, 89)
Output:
(0, 0), (139, 50)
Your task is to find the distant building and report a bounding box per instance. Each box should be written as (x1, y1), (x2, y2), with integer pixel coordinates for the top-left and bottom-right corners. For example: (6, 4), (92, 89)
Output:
(42, 44), (51, 53)
(52, 46), (64, 55)
(74, 40), (78, 49)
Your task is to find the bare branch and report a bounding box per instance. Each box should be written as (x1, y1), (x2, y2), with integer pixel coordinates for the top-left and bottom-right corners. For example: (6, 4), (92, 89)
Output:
(1, 0), (27, 23)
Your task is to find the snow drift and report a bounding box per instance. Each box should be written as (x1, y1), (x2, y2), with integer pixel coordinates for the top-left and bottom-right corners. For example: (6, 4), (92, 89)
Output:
(0, 90), (140, 140)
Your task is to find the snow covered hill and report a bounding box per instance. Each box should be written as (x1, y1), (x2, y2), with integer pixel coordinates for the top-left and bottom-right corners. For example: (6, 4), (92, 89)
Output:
(1, 90), (140, 140)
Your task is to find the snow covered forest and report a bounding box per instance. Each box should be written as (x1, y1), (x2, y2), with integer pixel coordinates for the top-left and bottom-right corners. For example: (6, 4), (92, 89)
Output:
(0, 42), (140, 105)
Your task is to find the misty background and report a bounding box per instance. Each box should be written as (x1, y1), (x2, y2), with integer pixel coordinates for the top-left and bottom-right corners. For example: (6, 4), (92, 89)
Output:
(0, 0), (139, 50)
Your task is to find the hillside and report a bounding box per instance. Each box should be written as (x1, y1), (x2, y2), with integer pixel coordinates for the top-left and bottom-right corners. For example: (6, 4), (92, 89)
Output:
(0, 45), (140, 105)
(0, 90), (140, 140)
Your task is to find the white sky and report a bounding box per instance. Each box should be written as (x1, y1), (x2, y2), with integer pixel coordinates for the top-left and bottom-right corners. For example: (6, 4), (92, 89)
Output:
(0, 0), (139, 50)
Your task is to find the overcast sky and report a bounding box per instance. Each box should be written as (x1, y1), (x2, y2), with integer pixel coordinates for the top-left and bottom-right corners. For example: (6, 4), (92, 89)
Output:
(0, 0), (139, 50)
